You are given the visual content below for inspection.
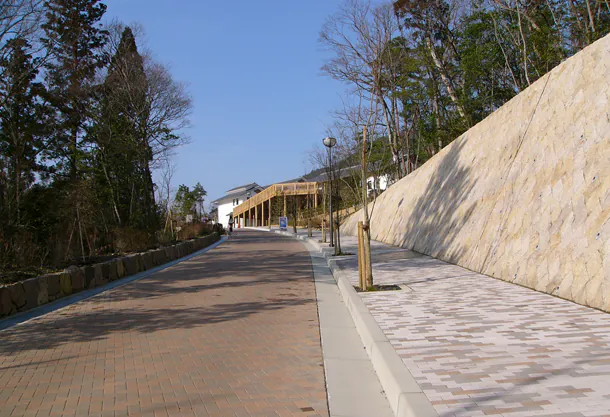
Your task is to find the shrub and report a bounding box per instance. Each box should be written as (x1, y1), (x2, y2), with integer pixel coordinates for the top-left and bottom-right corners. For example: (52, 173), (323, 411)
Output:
(112, 227), (156, 253)
(175, 223), (204, 241)
(213, 223), (226, 235)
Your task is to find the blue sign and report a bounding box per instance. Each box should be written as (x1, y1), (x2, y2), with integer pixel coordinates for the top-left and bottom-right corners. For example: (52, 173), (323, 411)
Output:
(279, 216), (288, 230)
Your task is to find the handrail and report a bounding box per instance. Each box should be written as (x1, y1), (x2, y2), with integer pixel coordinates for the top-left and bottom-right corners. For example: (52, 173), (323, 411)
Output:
(232, 182), (320, 216)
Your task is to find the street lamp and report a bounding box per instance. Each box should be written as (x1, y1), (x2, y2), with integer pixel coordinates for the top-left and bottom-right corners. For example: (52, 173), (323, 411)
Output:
(323, 137), (337, 249)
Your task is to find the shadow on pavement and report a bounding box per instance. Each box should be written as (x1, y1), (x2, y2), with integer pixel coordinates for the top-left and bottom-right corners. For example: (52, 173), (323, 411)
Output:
(0, 230), (316, 355)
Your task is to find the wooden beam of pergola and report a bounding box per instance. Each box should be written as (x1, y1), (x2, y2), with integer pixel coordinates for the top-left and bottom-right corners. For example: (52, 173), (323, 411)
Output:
(232, 182), (320, 219)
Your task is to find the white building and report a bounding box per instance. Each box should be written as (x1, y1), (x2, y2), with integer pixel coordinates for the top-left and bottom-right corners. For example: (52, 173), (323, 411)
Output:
(367, 174), (390, 197)
(211, 183), (264, 228)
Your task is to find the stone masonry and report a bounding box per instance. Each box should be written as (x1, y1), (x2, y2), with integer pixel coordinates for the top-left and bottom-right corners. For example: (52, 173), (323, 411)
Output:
(343, 34), (610, 311)
(0, 233), (220, 319)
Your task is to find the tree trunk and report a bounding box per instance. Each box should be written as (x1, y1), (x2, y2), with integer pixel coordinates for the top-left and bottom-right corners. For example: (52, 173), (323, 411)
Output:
(379, 94), (402, 178)
(432, 94), (442, 153)
(516, 4), (532, 87)
(426, 36), (468, 123)
(585, 0), (596, 32)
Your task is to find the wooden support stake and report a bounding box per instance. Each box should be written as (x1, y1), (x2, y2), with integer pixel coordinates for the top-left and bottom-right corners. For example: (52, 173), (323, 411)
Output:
(307, 193), (312, 237)
(358, 221), (365, 290)
(322, 183), (327, 242)
(363, 223), (372, 288)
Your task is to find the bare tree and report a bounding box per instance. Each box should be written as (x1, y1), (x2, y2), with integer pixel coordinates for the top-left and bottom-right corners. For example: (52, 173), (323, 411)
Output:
(98, 21), (192, 166)
(323, 90), (390, 286)
(0, 0), (43, 49)
(320, 0), (406, 180)
(157, 150), (176, 236)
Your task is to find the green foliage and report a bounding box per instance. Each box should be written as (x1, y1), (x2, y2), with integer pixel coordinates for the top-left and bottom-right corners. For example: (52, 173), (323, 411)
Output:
(174, 182), (207, 218)
(0, 1), (192, 274)
(41, 0), (108, 181)
(93, 26), (157, 232)
(389, 0), (610, 169)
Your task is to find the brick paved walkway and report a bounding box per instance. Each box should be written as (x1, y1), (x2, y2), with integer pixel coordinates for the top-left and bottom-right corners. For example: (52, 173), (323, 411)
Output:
(0, 230), (328, 417)
(332, 244), (610, 417)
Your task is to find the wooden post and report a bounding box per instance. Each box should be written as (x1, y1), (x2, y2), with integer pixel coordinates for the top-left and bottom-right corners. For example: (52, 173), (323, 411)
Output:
(307, 194), (312, 237)
(321, 183), (327, 243)
(364, 223), (372, 288)
(296, 196), (301, 229)
(255, 204), (258, 227)
(358, 221), (365, 289)
(268, 198), (272, 229)
(283, 193), (287, 217)
(292, 196), (297, 234)
(362, 125), (373, 288)
(261, 202), (264, 227)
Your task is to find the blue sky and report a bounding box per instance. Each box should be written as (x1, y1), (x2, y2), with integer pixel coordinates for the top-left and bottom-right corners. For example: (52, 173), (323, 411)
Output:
(104, 0), (344, 205)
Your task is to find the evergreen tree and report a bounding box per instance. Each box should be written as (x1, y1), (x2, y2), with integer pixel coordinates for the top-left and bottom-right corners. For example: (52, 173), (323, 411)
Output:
(40, 0), (108, 260)
(41, 0), (108, 181)
(192, 182), (207, 218)
(95, 26), (157, 231)
(0, 38), (45, 233)
(174, 184), (196, 218)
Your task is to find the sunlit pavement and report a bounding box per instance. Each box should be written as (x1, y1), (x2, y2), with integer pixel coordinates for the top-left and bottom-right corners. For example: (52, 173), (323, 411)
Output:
(0, 229), (328, 417)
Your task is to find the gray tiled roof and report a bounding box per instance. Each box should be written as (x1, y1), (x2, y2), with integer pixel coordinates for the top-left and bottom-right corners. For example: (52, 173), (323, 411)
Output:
(211, 183), (263, 204)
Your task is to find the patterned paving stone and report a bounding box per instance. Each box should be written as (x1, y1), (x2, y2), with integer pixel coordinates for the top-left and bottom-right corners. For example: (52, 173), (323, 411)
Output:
(333, 240), (610, 417)
(0, 230), (328, 417)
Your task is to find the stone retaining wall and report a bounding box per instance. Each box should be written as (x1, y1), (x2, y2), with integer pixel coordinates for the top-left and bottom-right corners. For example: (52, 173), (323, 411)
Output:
(343, 35), (609, 311)
(0, 233), (220, 318)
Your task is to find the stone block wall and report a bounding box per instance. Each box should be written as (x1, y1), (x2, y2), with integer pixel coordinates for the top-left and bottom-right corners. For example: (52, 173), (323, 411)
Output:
(343, 35), (610, 311)
(0, 233), (220, 318)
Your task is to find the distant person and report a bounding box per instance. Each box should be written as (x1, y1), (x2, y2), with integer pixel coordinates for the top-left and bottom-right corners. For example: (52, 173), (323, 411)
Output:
(228, 215), (234, 236)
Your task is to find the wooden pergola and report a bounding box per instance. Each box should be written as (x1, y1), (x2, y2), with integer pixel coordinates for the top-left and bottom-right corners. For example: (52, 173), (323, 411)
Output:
(232, 182), (321, 228)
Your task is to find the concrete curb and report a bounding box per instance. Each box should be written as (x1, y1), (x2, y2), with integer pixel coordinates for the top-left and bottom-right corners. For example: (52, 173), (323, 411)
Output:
(255, 228), (438, 417)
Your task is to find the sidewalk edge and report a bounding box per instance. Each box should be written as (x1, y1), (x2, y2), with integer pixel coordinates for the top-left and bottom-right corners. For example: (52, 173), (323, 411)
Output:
(255, 228), (438, 417)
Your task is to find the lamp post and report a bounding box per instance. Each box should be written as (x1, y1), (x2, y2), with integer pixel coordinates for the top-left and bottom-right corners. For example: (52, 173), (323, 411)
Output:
(323, 137), (336, 248)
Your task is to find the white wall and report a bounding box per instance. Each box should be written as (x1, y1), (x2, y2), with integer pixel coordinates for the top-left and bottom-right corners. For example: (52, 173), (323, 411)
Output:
(216, 193), (248, 228)
(217, 201), (233, 228)
(367, 174), (390, 194)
